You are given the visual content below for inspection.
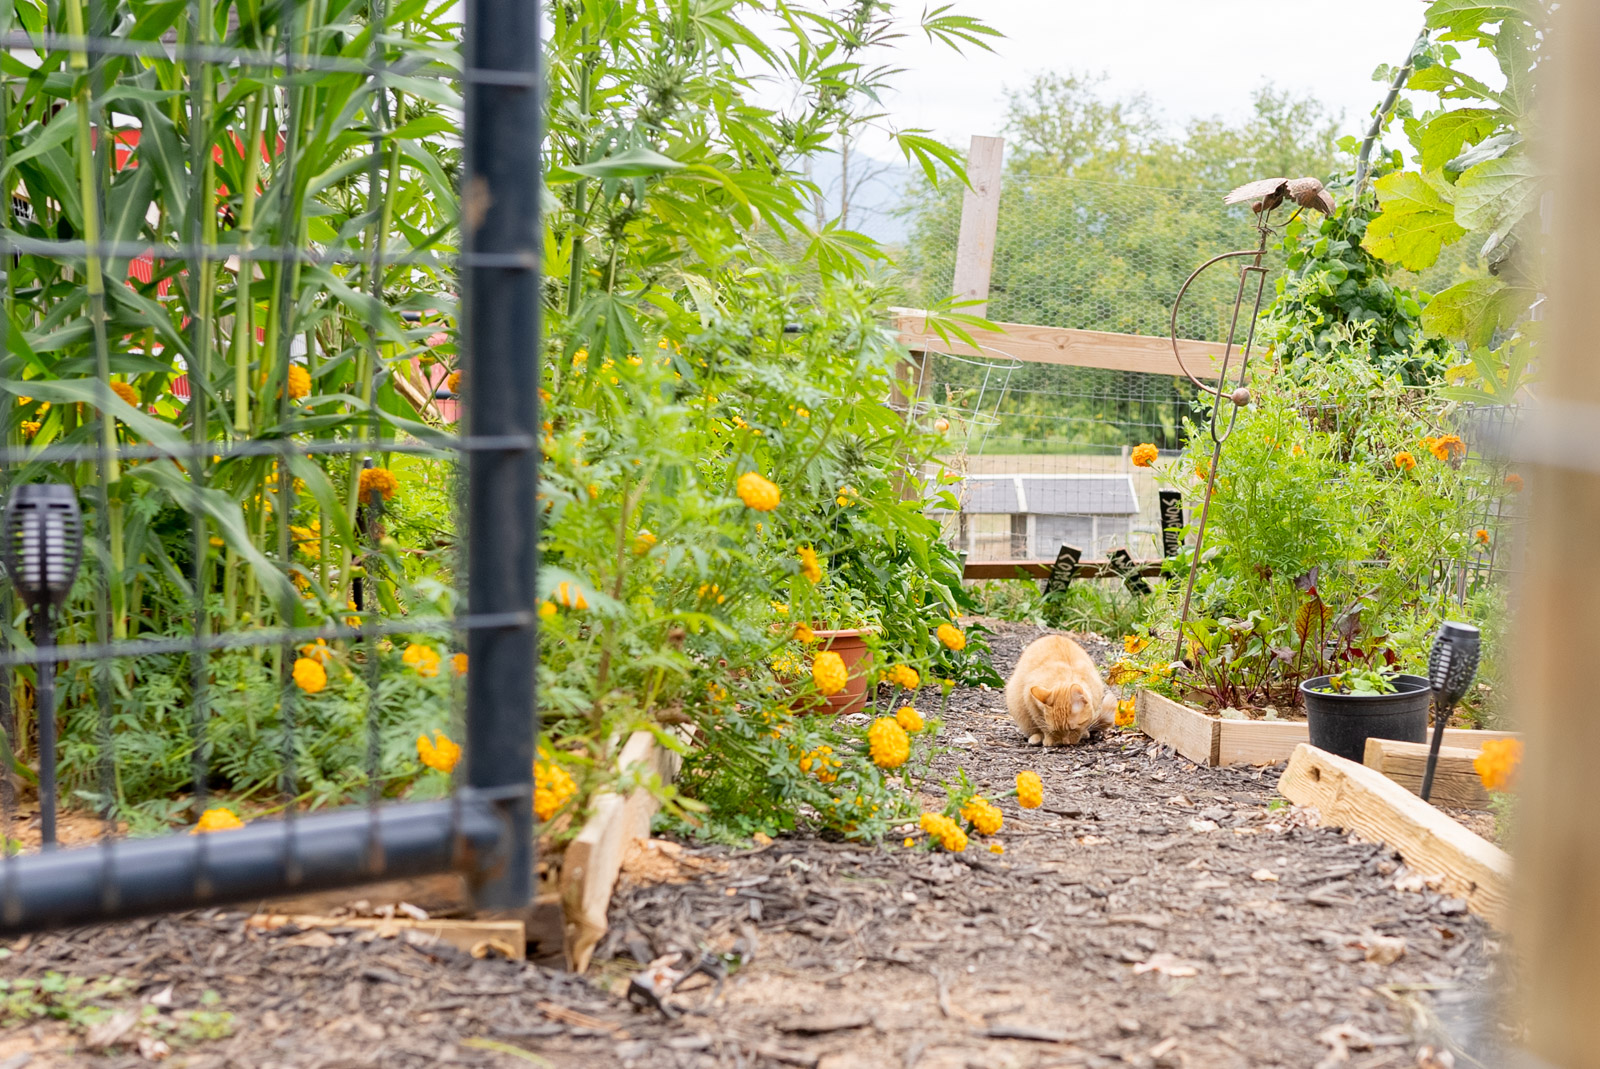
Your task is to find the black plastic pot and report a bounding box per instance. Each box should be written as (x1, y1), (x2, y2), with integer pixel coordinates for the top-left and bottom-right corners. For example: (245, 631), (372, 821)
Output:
(1299, 674), (1431, 762)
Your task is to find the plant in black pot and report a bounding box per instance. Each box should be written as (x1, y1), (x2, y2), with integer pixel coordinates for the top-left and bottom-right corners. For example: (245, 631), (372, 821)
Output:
(1300, 665), (1431, 762)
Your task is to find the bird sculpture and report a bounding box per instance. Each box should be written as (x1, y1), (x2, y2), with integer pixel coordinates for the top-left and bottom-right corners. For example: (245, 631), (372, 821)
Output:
(1223, 176), (1335, 217)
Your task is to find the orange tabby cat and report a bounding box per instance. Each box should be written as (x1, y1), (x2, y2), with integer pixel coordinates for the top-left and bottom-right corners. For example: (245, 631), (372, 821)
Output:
(1005, 634), (1116, 747)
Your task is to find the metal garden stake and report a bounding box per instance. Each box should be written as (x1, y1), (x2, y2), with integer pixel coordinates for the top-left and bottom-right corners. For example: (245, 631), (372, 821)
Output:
(1169, 179), (1336, 663)
(1420, 621), (1481, 803)
(1, 484), (84, 848)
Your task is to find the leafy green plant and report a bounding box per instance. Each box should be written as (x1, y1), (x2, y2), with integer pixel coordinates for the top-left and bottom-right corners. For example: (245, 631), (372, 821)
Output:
(1316, 665), (1399, 695)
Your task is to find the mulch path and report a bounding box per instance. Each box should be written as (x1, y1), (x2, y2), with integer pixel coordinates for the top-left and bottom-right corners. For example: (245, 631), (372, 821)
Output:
(0, 623), (1510, 1068)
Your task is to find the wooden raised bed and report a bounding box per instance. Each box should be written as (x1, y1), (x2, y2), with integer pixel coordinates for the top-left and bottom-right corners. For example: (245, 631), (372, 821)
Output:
(1363, 737), (1490, 810)
(1278, 743), (1511, 929)
(1134, 689), (1516, 768)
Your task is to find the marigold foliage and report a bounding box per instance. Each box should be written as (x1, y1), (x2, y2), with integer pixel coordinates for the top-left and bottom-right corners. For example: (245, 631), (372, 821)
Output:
(191, 807), (244, 834)
(1475, 737), (1523, 792)
(1130, 443), (1159, 467)
(1015, 770), (1044, 809)
(960, 796), (1003, 836)
(895, 705), (925, 733)
(736, 471), (781, 511)
(868, 717), (910, 768)
(358, 466), (398, 504)
(292, 656), (328, 694)
(417, 730), (461, 774)
(936, 623), (966, 651)
(812, 651), (848, 696)
(919, 811), (968, 852)
(535, 757), (578, 820)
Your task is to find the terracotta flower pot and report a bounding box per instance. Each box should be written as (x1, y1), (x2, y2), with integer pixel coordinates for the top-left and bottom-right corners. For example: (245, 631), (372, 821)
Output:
(808, 628), (875, 715)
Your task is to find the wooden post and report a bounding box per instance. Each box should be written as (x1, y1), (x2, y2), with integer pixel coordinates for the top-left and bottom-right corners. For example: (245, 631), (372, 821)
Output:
(1517, 7), (1600, 1063)
(950, 135), (1006, 318)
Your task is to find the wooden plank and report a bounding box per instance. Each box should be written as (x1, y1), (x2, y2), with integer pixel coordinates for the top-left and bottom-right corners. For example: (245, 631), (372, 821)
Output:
(1277, 743), (1511, 929)
(1215, 717), (1518, 768)
(894, 310), (1224, 379)
(1134, 690), (1218, 766)
(246, 912), (526, 960)
(962, 559), (1163, 581)
(1363, 738), (1490, 810)
(950, 136), (1005, 317)
(559, 728), (684, 973)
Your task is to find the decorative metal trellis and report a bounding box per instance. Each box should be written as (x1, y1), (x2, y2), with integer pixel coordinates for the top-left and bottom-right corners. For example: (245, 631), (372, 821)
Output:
(0, 0), (539, 932)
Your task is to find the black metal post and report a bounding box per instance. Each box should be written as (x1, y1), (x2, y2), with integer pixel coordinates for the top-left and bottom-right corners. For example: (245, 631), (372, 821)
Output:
(34, 610), (54, 849)
(461, 0), (539, 908)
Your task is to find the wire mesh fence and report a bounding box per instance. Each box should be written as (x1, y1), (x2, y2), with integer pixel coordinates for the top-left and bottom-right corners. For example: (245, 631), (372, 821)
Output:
(0, 0), (537, 931)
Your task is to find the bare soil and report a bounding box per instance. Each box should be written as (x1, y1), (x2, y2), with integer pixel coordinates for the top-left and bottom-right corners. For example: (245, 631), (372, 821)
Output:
(0, 623), (1510, 1068)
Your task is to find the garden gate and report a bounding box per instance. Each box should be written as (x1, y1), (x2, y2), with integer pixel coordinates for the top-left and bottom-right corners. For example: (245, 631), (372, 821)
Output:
(0, 0), (539, 931)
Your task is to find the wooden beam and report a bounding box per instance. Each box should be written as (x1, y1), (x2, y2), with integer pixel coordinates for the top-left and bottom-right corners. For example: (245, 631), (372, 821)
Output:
(246, 912), (526, 960)
(950, 136), (1005, 318)
(1277, 743), (1511, 930)
(895, 310), (1224, 379)
(1363, 738), (1491, 810)
(1135, 690), (1218, 766)
(1519, 5), (1600, 1058)
(961, 559), (1162, 581)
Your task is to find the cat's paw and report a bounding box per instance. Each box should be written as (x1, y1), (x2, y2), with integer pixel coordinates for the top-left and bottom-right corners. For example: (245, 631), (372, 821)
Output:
(1027, 733), (1043, 746)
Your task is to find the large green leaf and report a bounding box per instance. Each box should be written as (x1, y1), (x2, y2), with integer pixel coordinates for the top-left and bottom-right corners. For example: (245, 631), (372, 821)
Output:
(1421, 277), (1529, 347)
(565, 146), (685, 180)
(1416, 108), (1503, 170)
(0, 377), (185, 450)
(1362, 170), (1466, 271)
(1453, 152), (1540, 234)
(1425, 0), (1537, 34)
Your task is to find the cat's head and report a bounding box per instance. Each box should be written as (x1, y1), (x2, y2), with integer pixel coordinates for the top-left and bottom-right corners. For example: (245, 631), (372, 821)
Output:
(1030, 682), (1093, 745)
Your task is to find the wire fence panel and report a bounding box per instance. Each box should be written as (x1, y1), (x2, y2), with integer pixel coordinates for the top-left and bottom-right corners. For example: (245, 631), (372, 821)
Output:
(0, 0), (537, 932)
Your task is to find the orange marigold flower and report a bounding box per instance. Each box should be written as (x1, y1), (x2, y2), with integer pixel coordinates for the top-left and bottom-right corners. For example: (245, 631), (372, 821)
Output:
(937, 623), (966, 651)
(299, 638), (334, 664)
(534, 757), (577, 820)
(736, 472), (780, 511)
(1474, 738), (1523, 792)
(20, 420), (40, 437)
(402, 643), (442, 678)
(1115, 697), (1136, 727)
(292, 657), (327, 694)
(1394, 451), (1416, 471)
(1015, 770), (1044, 809)
(1475, 528), (1490, 545)
(452, 652), (468, 675)
(417, 730), (461, 774)
(286, 364), (311, 400)
(1427, 434), (1466, 462)
(887, 664), (920, 691)
(555, 581), (589, 610)
(109, 380), (139, 407)
(191, 807), (244, 834)
(960, 796), (1003, 835)
(798, 545), (822, 584)
(793, 623), (817, 644)
(1505, 472), (1524, 493)
(1130, 443), (1159, 467)
(358, 466), (398, 504)
(919, 812), (967, 852)
(446, 370), (461, 395)
(634, 529), (657, 554)
(1123, 633), (1150, 655)
(812, 651), (848, 696)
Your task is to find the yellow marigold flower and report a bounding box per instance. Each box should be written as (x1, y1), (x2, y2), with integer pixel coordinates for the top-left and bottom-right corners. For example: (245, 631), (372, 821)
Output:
(446, 370), (461, 394)
(345, 599), (361, 629)
(1475, 738), (1523, 792)
(1475, 528), (1490, 545)
(555, 581), (589, 610)
(799, 745), (840, 784)
(1114, 698), (1136, 727)
(736, 472), (780, 511)
(358, 466), (398, 505)
(15, 396), (28, 406)
(20, 420), (40, 437)
(299, 638), (334, 664)
(771, 601), (789, 616)
(896, 705), (925, 733)
(539, 600), (558, 620)
(286, 364), (311, 400)
(812, 651), (848, 696)
(1123, 633), (1150, 655)
(887, 665), (920, 691)
(109, 380), (139, 407)
(919, 812), (968, 852)
(868, 717), (911, 768)
(1505, 472), (1524, 493)
(417, 730), (461, 774)
(960, 796), (1003, 836)
(1394, 451), (1416, 471)
(794, 623), (816, 644)
(634, 529), (657, 554)
(535, 758), (578, 820)
(191, 807), (244, 834)
(1016, 770), (1044, 809)
(798, 545), (822, 584)
(571, 348), (589, 367)
(403, 643), (442, 678)
(292, 656), (327, 694)
(1130, 443), (1159, 467)
(1106, 660), (1145, 687)
(936, 623), (967, 651)
(989, 842), (1004, 855)
(904, 837), (915, 848)
(452, 652), (468, 675)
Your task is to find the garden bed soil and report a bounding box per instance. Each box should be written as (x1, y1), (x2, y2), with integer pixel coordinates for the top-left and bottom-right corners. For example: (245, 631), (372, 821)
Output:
(0, 623), (1511, 1067)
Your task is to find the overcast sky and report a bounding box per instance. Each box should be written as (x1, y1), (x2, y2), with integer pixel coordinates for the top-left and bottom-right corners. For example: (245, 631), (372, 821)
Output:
(853, 0), (1492, 160)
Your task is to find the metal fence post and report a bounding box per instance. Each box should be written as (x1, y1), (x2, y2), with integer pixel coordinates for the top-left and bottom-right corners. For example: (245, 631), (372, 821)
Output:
(462, 0), (540, 908)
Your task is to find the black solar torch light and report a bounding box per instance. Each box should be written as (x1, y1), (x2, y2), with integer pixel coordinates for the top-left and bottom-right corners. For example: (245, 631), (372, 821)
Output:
(2, 483), (84, 848)
(1419, 621), (1481, 803)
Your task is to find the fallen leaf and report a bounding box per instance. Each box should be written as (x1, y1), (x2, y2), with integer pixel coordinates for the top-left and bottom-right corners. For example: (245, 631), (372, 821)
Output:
(1165, 795), (1193, 808)
(1132, 952), (1202, 978)
(1364, 935), (1406, 965)
(1251, 869), (1280, 882)
(86, 1009), (139, 1050)
(1188, 818), (1219, 833)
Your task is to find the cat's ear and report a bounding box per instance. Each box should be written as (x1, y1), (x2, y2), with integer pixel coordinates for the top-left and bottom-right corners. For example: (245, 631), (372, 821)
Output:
(1068, 683), (1089, 715)
(1030, 685), (1053, 705)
